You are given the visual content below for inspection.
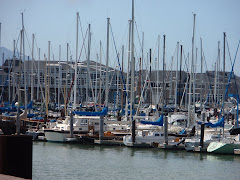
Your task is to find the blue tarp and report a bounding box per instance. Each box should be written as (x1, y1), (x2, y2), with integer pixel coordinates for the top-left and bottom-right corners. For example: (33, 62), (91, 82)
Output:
(0, 101), (33, 113)
(140, 114), (164, 126)
(205, 116), (225, 128)
(32, 117), (43, 120)
(179, 129), (187, 134)
(27, 112), (39, 118)
(73, 107), (108, 116)
(17, 101), (33, 110)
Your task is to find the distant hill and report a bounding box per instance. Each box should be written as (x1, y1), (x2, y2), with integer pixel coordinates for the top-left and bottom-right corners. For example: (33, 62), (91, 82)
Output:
(0, 47), (13, 61)
(0, 47), (29, 62)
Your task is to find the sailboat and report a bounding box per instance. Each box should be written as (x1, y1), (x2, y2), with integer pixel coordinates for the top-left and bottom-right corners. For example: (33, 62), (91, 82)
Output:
(206, 36), (240, 154)
(207, 134), (240, 154)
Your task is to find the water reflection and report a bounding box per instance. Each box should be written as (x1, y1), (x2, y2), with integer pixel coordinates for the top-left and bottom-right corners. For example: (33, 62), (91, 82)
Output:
(206, 153), (240, 162)
(34, 141), (240, 163)
(33, 142), (240, 180)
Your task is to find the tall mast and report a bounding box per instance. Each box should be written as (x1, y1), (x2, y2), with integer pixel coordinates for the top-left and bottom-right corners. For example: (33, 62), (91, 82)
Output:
(13, 40), (16, 102)
(31, 34), (34, 102)
(86, 24), (91, 105)
(162, 35), (166, 114)
(130, 0), (135, 143)
(193, 48), (197, 125)
(130, 0), (135, 114)
(95, 54), (98, 105)
(117, 53), (119, 107)
(66, 43), (69, 102)
(200, 38), (203, 111)
(105, 18), (110, 108)
(169, 56), (173, 103)
(121, 45), (124, 110)
(149, 49), (151, 105)
(54, 52), (57, 104)
(47, 41), (50, 115)
(44, 53), (48, 116)
(187, 13), (196, 127)
(157, 35), (160, 106)
(8, 52), (10, 102)
(22, 13), (27, 109)
(0, 23), (1, 66)
(142, 32), (144, 89)
(37, 48), (40, 100)
(65, 43), (69, 115)
(17, 30), (23, 135)
(138, 57), (141, 104)
(2, 53), (3, 100)
(0, 22), (1, 49)
(125, 20), (132, 118)
(58, 45), (61, 109)
(179, 45), (183, 108)
(217, 41), (220, 106)
(222, 32), (226, 115)
(99, 41), (102, 107)
(185, 53), (189, 110)
(175, 42), (179, 111)
(214, 61), (217, 106)
(0, 22), (2, 98)
(74, 12), (79, 109)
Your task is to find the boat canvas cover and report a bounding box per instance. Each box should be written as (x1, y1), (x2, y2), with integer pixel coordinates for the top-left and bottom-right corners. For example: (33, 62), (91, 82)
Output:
(73, 107), (108, 116)
(140, 114), (164, 126)
(205, 116), (225, 128)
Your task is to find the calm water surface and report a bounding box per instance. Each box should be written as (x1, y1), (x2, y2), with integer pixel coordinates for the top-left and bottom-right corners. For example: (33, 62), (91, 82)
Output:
(33, 142), (240, 180)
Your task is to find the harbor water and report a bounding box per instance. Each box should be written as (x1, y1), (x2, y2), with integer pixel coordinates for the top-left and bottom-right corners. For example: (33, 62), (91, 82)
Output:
(33, 142), (240, 180)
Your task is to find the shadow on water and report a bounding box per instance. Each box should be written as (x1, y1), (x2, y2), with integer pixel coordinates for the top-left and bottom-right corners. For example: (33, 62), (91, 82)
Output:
(34, 141), (127, 152)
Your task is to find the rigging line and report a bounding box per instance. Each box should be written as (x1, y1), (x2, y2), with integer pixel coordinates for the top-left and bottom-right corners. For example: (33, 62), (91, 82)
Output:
(79, 16), (88, 61)
(65, 29), (88, 104)
(34, 36), (41, 59)
(134, 21), (143, 55)
(68, 44), (72, 58)
(203, 52), (214, 98)
(226, 38), (233, 67)
(23, 27), (33, 60)
(219, 40), (240, 117)
(50, 43), (55, 61)
(226, 38), (239, 100)
(182, 49), (189, 72)
(77, 28), (88, 63)
(109, 23), (128, 98)
(100, 42), (106, 63)
(14, 31), (21, 59)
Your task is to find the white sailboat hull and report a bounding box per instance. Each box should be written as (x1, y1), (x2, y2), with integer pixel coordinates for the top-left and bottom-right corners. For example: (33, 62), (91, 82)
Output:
(207, 141), (240, 154)
(44, 130), (71, 142)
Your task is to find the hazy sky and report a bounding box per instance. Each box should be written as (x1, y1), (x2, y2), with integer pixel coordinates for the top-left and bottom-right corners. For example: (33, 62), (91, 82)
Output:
(1, 0), (240, 75)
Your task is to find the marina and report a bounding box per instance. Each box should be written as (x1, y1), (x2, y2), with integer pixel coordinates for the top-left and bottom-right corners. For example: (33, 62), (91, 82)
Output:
(0, 0), (240, 179)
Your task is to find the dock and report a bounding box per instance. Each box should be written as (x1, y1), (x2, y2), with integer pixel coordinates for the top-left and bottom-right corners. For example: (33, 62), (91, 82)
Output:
(158, 143), (185, 150)
(0, 174), (27, 180)
(193, 146), (207, 153)
(94, 139), (124, 146)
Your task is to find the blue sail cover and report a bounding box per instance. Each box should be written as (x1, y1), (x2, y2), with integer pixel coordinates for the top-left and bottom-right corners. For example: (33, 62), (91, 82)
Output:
(8, 101), (34, 110)
(205, 116), (225, 128)
(140, 114), (164, 126)
(73, 107), (108, 116)
(18, 101), (33, 110)
(0, 106), (16, 113)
